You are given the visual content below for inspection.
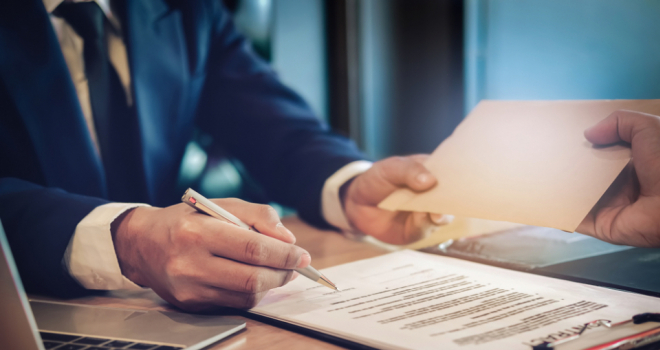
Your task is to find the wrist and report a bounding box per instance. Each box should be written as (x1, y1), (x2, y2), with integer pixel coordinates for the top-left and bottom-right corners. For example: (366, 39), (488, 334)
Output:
(111, 206), (148, 286)
(339, 177), (356, 212)
(110, 207), (136, 240)
(340, 176), (362, 228)
(322, 160), (372, 231)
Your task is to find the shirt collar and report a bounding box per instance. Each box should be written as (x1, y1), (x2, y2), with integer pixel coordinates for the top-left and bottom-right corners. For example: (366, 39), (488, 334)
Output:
(44, 0), (119, 31)
(43, 0), (113, 20)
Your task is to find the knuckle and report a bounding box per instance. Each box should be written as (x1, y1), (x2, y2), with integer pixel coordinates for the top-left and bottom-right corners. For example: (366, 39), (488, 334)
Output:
(408, 159), (425, 173)
(175, 216), (195, 234)
(282, 247), (298, 269)
(172, 218), (201, 245)
(220, 197), (244, 207)
(641, 115), (660, 129)
(164, 258), (188, 279)
(373, 161), (389, 180)
(283, 270), (295, 286)
(241, 293), (261, 309)
(244, 270), (265, 293)
(172, 290), (198, 306)
(259, 205), (280, 220)
(244, 238), (267, 264)
(389, 156), (407, 166)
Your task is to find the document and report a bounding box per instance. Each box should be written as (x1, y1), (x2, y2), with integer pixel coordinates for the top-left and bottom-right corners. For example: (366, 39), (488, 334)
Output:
(252, 251), (660, 350)
(378, 100), (660, 232)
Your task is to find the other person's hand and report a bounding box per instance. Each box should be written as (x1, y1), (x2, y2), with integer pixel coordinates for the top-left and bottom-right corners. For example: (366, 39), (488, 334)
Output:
(111, 199), (310, 311)
(342, 155), (452, 245)
(577, 110), (660, 247)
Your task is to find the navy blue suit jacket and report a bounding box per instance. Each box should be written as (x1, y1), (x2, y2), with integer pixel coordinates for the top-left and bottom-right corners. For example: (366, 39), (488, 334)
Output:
(0, 0), (364, 297)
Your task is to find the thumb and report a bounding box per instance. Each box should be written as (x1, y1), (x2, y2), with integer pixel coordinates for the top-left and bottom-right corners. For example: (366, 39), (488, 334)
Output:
(350, 156), (437, 206)
(585, 110), (660, 146)
(585, 110), (660, 195)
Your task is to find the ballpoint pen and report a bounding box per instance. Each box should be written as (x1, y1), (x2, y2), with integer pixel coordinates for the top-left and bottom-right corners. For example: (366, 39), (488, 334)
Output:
(181, 188), (338, 291)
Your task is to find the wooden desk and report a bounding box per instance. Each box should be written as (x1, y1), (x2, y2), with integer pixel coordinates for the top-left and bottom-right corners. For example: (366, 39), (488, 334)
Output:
(33, 216), (516, 349)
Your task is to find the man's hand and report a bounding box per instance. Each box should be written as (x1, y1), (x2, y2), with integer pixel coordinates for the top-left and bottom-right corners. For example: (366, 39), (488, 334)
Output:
(111, 199), (310, 311)
(577, 110), (660, 247)
(343, 155), (452, 245)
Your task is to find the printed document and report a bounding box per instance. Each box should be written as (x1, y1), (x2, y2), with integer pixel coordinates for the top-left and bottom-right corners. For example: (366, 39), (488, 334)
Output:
(252, 251), (660, 349)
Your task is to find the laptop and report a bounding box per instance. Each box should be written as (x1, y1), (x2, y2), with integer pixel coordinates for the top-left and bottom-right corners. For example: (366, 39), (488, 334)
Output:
(0, 220), (245, 350)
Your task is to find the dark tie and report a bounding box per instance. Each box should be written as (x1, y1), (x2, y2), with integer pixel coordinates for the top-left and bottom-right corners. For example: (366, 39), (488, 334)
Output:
(54, 2), (147, 202)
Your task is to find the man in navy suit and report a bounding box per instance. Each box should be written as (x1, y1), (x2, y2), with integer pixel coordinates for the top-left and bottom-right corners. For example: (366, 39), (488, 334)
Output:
(1, 0), (659, 311)
(0, 0), (452, 311)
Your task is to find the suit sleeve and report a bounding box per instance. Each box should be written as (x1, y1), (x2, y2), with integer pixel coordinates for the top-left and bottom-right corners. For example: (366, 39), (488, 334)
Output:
(0, 177), (108, 297)
(195, 3), (367, 229)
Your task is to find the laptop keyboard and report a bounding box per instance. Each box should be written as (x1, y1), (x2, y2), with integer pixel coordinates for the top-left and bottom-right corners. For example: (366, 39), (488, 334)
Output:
(40, 332), (184, 350)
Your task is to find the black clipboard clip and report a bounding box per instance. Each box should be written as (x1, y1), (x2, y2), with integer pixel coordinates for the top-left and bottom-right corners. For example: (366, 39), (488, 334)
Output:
(532, 313), (660, 350)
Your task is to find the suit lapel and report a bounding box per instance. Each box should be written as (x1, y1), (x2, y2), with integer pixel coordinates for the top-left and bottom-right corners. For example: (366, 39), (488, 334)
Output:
(0, 0), (106, 197)
(120, 0), (189, 203)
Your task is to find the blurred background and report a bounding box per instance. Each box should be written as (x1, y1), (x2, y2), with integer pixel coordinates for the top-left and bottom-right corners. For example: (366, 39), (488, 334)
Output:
(178, 0), (660, 213)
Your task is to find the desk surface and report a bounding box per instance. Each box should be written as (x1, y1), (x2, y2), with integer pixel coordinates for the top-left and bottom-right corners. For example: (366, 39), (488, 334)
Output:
(33, 216), (518, 350)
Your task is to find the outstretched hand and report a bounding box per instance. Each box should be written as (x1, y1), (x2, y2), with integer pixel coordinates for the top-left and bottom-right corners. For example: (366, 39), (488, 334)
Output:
(342, 155), (452, 245)
(578, 110), (660, 247)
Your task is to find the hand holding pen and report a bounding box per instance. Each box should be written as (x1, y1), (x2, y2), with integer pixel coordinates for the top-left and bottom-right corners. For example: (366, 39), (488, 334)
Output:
(182, 188), (338, 291)
(111, 191), (320, 311)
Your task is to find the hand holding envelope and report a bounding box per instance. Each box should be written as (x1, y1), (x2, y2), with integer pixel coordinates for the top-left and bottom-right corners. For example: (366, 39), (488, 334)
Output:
(577, 110), (660, 247)
(379, 100), (660, 247)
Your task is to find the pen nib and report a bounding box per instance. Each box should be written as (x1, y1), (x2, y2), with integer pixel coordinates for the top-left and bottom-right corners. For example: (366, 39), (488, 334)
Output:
(318, 275), (339, 291)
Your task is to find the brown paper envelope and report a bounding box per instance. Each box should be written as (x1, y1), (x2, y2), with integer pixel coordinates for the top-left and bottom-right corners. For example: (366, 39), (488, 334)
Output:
(379, 100), (660, 232)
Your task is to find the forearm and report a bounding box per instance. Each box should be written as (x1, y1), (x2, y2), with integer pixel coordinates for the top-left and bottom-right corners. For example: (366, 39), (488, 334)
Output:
(197, 2), (367, 227)
(0, 177), (107, 297)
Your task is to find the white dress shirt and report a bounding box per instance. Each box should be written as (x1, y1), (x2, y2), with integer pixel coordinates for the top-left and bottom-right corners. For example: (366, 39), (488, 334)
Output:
(44, 0), (370, 290)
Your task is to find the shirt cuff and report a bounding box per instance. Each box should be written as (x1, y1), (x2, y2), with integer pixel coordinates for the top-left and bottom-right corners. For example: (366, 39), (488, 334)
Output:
(321, 160), (373, 235)
(64, 202), (150, 290)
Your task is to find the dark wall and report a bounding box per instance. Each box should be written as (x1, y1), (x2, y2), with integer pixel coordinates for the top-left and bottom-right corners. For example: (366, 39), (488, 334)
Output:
(390, 0), (464, 155)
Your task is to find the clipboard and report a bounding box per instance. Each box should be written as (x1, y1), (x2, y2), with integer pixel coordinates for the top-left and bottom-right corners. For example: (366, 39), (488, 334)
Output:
(248, 249), (660, 350)
(237, 309), (380, 350)
(530, 313), (660, 350)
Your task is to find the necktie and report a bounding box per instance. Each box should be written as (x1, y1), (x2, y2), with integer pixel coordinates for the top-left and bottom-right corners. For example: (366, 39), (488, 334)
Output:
(54, 2), (147, 202)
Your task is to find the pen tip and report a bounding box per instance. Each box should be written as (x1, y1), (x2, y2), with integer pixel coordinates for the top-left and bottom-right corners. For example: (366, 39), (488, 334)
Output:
(318, 275), (339, 291)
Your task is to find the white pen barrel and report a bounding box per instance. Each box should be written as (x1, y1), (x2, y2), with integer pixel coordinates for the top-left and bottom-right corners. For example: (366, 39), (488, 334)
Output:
(296, 266), (321, 281)
(183, 188), (337, 290)
(182, 188), (251, 231)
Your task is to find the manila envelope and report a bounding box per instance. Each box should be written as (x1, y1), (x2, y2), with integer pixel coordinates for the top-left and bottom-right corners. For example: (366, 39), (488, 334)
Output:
(379, 100), (660, 232)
